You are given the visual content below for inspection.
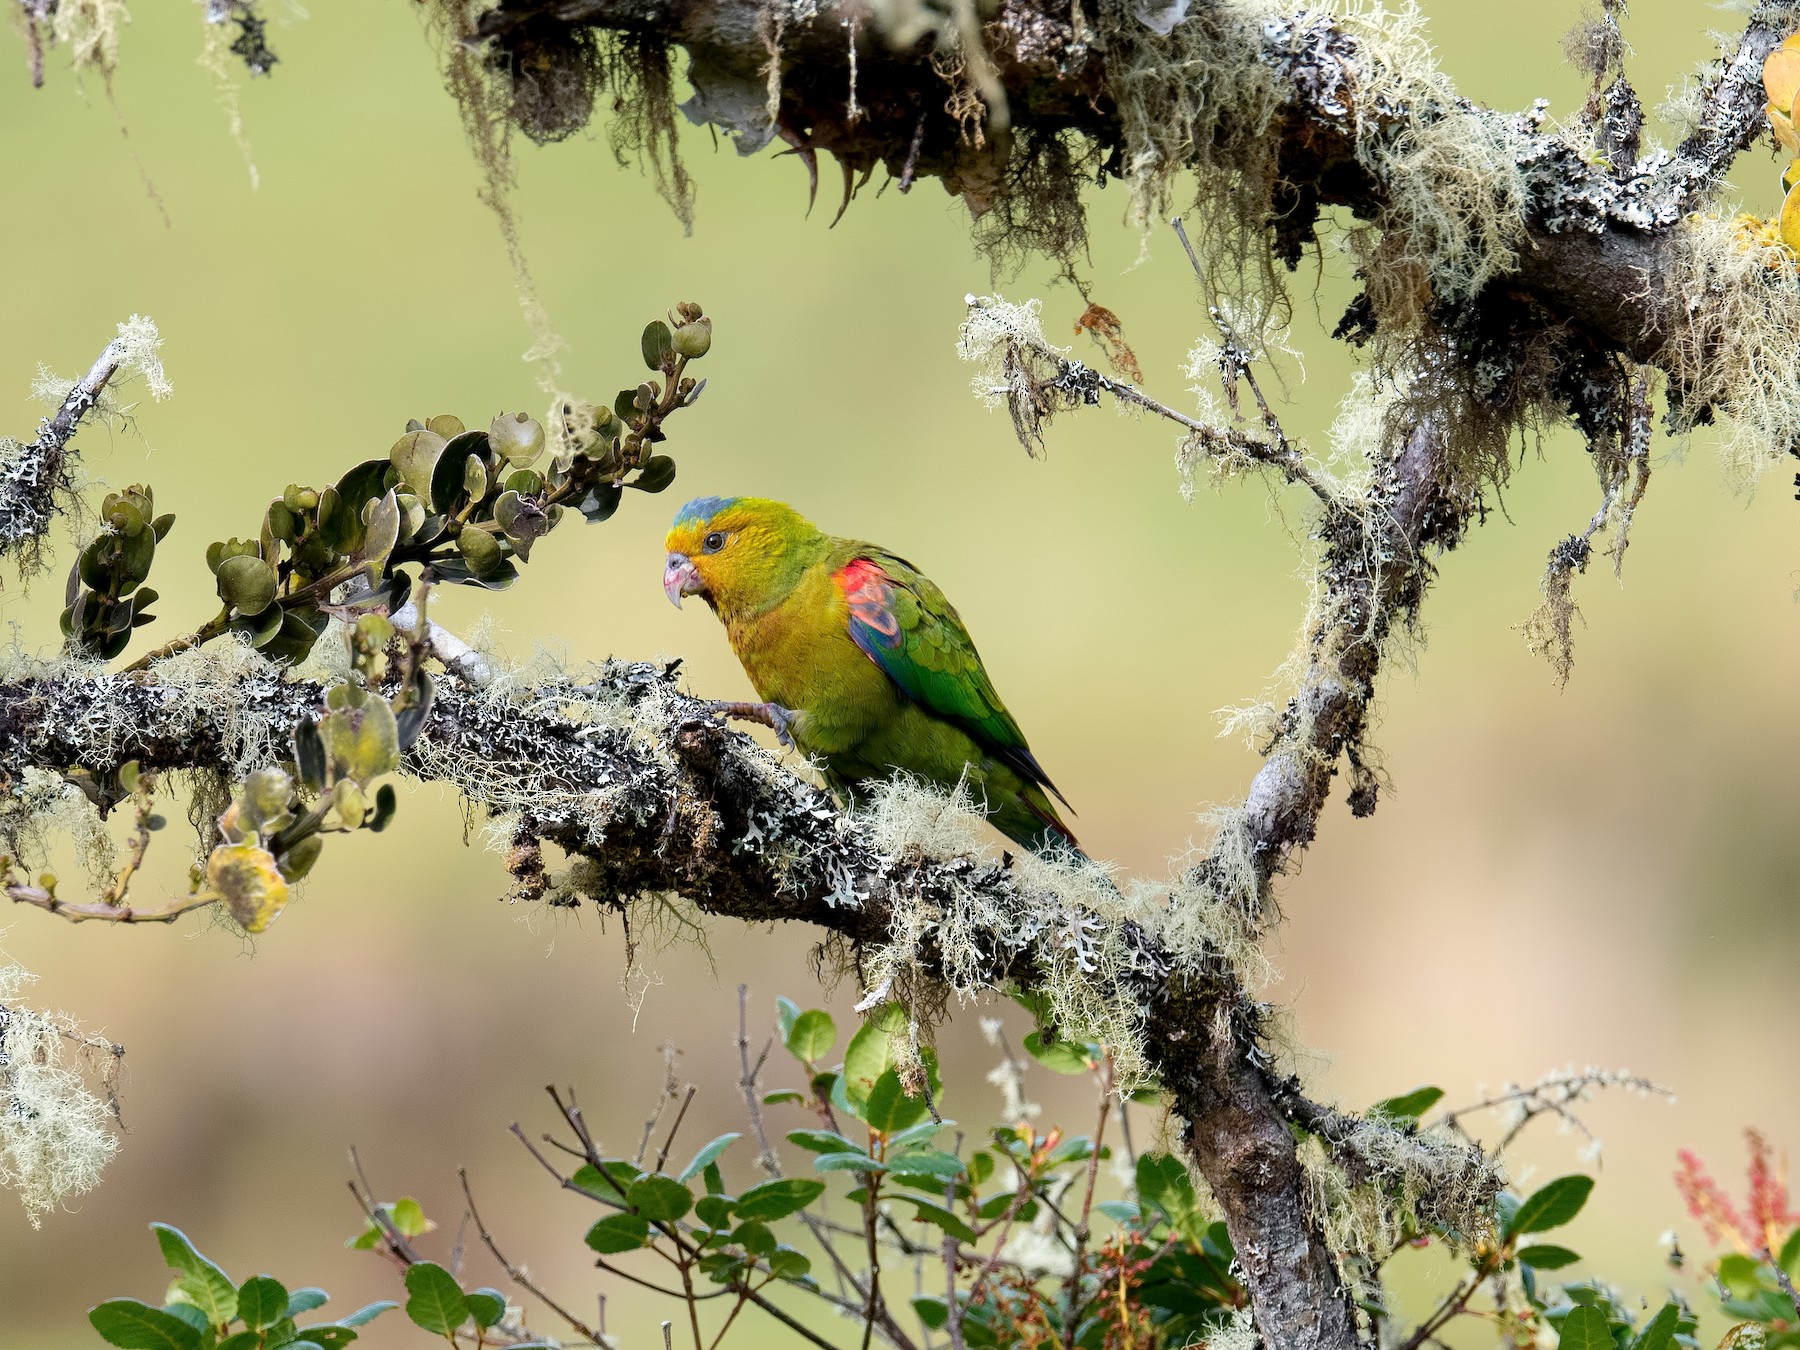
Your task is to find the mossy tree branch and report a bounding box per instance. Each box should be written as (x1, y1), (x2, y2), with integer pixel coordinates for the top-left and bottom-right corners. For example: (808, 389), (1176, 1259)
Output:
(0, 629), (1497, 1347)
(5, 0), (1793, 1343)
(466, 0), (1796, 376)
(0, 334), (134, 573)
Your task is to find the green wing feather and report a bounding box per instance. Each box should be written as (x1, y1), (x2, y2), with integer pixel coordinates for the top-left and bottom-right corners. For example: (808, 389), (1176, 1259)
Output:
(838, 552), (1069, 807)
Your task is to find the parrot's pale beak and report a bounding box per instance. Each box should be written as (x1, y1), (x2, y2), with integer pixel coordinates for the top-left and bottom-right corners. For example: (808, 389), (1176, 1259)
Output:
(663, 552), (703, 608)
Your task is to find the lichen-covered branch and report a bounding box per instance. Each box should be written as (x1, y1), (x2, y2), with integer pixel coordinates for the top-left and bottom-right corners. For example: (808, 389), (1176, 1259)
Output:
(0, 639), (1492, 1347)
(458, 0), (1797, 377)
(0, 323), (167, 576)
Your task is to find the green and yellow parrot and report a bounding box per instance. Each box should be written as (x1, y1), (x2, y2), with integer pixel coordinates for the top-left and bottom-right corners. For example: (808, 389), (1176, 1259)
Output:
(663, 496), (1077, 852)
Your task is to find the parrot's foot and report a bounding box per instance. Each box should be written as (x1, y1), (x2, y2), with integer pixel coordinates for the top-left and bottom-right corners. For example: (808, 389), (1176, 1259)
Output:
(709, 700), (799, 748)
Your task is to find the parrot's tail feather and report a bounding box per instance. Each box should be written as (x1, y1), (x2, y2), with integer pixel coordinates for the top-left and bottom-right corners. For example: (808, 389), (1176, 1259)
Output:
(1020, 791), (1081, 854)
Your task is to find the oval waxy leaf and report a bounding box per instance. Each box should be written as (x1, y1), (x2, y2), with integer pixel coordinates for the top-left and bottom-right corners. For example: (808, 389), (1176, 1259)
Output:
(626, 1174), (694, 1223)
(585, 1213), (651, 1254)
(733, 1178), (825, 1222)
(88, 1299), (203, 1350)
(489, 411), (545, 466)
(216, 555), (277, 616)
(1508, 1175), (1594, 1237)
(402, 1261), (468, 1337)
(641, 320), (674, 369)
(785, 1009), (836, 1062)
(389, 429), (448, 501)
(677, 1133), (741, 1184)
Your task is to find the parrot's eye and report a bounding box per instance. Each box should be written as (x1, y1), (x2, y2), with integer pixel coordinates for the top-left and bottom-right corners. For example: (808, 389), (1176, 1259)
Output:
(702, 531), (726, 554)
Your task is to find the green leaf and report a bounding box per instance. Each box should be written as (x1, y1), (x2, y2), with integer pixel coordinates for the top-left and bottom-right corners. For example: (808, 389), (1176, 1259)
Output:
(238, 1276), (289, 1330)
(215, 554), (277, 616)
(731, 1220), (776, 1257)
(887, 1151), (965, 1181)
(1137, 1152), (1202, 1240)
(88, 1301), (203, 1350)
(887, 1119), (951, 1152)
(585, 1213), (651, 1254)
(913, 1297), (950, 1330)
(293, 1330), (356, 1350)
(389, 429), (448, 500)
(1023, 1030), (1094, 1075)
(788, 1129), (861, 1155)
(216, 1334), (262, 1350)
(160, 1305), (207, 1333)
(641, 321), (674, 369)
(627, 1174), (694, 1223)
(843, 1003), (904, 1107)
(286, 1290), (330, 1318)
(863, 1067), (930, 1134)
(432, 431), (490, 513)
(786, 1009), (836, 1062)
(1780, 1225), (1800, 1278)
(573, 1159), (641, 1199)
(814, 1151), (884, 1173)
(1369, 1086), (1444, 1123)
(575, 482), (622, 524)
(734, 1178), (826, 1222)
(464, 1288), (507, 1329)
(338, 1302), (397, 1328)
(152, 1224), (238, 1325)
(1559, 1305), (1613, 1350)
(677, 1133), (741, 1183)
(890, 1196), (977, 1242)
(696, 1194), (735, 1229)
(631, 455), (678, 493)
(1517, 1245), (1580, 1270)
(1629, 1302), (1682, 1350)
(767, 1246), (811, 1280)
(1509, 1175), (1594, 1236)
(402, 1261), (468, 1336)
(763, 1089), (804, 1105)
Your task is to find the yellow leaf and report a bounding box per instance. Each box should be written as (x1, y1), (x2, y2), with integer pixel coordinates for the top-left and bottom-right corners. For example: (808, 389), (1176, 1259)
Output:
(318, 693), (400, 785)
(207, 842), (290, 934)
(1779, 180), (1800, 256)
(1772, 106), (1800, 154)
(1768, 35), (1800, 114)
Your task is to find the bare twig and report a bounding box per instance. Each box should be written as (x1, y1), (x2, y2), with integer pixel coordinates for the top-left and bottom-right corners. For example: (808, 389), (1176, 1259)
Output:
(461, 1168), (609, 1345)
(654, 1085), (699, 1174)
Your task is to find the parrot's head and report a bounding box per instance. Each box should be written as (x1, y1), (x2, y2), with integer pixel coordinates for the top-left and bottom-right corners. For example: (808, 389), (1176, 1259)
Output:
(664, 496), (825, 619)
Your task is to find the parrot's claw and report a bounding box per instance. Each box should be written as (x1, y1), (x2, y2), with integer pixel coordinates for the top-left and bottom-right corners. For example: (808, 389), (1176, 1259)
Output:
(709, 700), (799, 749)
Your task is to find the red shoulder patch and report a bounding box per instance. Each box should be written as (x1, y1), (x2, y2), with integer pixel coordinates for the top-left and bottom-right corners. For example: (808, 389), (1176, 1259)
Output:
(835, 558), (899, 639)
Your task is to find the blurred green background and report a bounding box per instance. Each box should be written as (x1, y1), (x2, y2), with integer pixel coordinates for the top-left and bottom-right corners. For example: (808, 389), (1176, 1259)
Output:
(1, 1), (1795, 1344)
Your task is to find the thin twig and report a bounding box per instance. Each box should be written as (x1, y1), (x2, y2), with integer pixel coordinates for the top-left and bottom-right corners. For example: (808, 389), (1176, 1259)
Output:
(944, 1132), (969, 1350)
(462, 1168), (609, 1345)
(1063, 1052), (1115, 1344)
(654, 1085), (699, 1173)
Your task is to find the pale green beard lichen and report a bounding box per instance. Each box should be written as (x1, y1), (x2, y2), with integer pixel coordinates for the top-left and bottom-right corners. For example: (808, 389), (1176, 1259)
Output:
(1666, 215), (1800, 486)
(1093, 0), (1528, 347)
(0, 956), (122, 1226)
(851, 777), (1282, 1093)
(1299, 1124), (1501, 1263)
(49, 0), (130, 75)
(0, 766), (118, 889)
